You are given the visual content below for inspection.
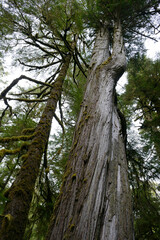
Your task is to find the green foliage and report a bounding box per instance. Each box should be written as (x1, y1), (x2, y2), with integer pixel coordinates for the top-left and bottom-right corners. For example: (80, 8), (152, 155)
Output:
(126, 142), (160, 239)
(83, 0), (159, 56)
(63, 73), (86, 118)
(42, 0), (84, 33)
(0, 99), (39, 213)
(134, 181), (160, 240)
(122, 54), (160, 157)
(119, 54), (160, 239)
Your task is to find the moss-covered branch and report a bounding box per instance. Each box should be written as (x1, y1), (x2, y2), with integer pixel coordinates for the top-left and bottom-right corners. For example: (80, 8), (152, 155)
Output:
(0, 142), (30, 163)
(0, 133), (36, 143)
(21, 128), (35, 135)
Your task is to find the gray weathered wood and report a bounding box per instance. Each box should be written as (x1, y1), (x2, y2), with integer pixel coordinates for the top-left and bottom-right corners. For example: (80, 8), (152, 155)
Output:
(47, 20), (134, 240)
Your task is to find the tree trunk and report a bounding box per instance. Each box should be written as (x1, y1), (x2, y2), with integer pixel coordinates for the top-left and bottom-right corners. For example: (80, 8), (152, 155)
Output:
(0, 54), (71, 240)
(47, 20), (134, 240)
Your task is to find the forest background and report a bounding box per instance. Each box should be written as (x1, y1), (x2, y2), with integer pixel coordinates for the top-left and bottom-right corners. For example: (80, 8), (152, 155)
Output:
(0, 0), (160, 240)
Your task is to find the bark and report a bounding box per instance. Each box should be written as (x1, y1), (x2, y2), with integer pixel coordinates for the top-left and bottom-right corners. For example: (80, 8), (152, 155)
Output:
(47, 20), (134, 240)
(0, 54), (71, 240)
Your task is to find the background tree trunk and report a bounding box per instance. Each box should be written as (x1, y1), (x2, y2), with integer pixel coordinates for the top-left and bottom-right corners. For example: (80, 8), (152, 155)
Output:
(47, 20), (134, 240)
(0, 55), (71, 240)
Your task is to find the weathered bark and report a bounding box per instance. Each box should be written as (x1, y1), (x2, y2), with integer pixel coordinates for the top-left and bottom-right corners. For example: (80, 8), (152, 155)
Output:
(47, 20), (134, 240)
(0, 54), (71, 240)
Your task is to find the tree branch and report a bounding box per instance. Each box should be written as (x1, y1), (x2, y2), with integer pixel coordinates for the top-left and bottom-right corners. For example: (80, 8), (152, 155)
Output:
(59, 33), (87, 77)
(128, 28), (158, 42)
(6, 97), (48, 102)
(18, 59), (61, 71)
(53, 113), (65, 134)
(0, 75), (53, 100)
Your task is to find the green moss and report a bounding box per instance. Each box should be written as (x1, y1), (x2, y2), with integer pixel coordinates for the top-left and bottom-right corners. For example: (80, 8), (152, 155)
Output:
(71, 174), (76, 181)
(85, 115), (90, 121)
(73, 140), (78, 147)
(1, 214), (13, 229)
(63, 167), (71, 180)
(83, 178), (87, 183)
(96, 56), (113, 75)
(62, 222), (75, 239)
(20, 154), (28, 162)
(69, 217), (73, 223)
(53, 196), (61, 212)
(0, 147), (26, 160)
(7, 148), (21, 154)
(0, 141), (31, 161)
(12, 185), (31, 198)
(89, 62), (96, 69)
(83, 111), (87, 115)
(4, 214), (13, 222)
(83, 154), (89, 164)
(0, 133), (35, 143)
(101, 56), (112, 66)
(0, 149), (6, 159)
(45, 167), (50, 173)
(69, 224), (75, 232)
(21, 128), (35, 135)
